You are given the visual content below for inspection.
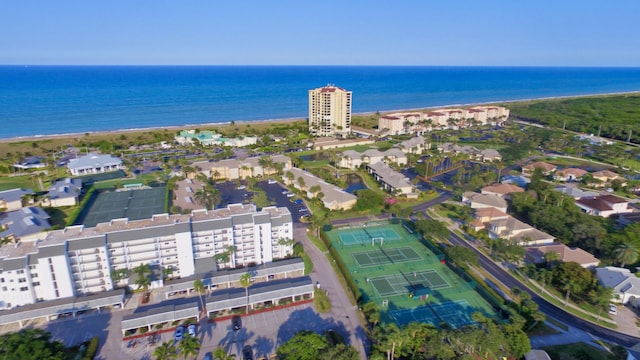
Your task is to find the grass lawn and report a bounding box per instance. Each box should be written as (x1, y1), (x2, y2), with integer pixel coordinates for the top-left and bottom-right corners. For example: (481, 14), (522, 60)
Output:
(0, 175), (40, 191)
(542, 342), (611, 360)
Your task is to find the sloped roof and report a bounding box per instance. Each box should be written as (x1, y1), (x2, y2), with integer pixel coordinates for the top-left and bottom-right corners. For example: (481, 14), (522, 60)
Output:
(526, 244), (599, 266)
(596, 267), (640, 295)
(47, 178), (82, 200)
(0, 207), (51, 239)
(67, 153), (122, 171)
(555, 168), (588, 177)
(0, 188), (34, 204)
(481, 183), (524, 195)
(470, 194), (508, 209)
(523, 161), (556, 172)
(554, 186), (599, 199)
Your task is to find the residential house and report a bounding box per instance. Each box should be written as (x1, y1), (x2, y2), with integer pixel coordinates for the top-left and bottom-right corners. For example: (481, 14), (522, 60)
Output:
(554, 185), (599, 200)
(338, 148), (407, 170)
(591, 170), (626, 187)
(13, 156), (47, 170)
(67, 153), (123, 176)
(617, 212), (640, 227)
(366, 162), (414, 195)
(501, 175), (530, 188)
(553, 168), (588, 182)
(283, 168), (357, 210)
(576, 194), (633, 217)
(0, 207), (51, 242)
(479, 149), (502, 162)
(44, 178), (82, 207)
(487, 216), (555, 246)
(467, 207), (509, 232)
(522, 161), (557, 176)
(0, 189), (34, 212)
(481, 183), (524, 199)
(525, 244), (600, 269)
(462, 192), (508, 213)
(596, 267), (640, 306)
(398, 136), (430, 155)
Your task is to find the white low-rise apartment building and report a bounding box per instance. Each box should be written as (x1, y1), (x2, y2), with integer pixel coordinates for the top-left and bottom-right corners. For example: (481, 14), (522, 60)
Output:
(378, 106), (509, 135)
(67, 153), (124, 176)
(0, 203), (293, 309)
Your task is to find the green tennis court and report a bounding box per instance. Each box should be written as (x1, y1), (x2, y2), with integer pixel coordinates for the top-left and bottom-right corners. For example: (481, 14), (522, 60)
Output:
(352, 247), (422, 267)
(370, 270), (450, 298)
(391, 300), (476, 328)
(76, 186), (166, 227)
(338, 226), (401, 246)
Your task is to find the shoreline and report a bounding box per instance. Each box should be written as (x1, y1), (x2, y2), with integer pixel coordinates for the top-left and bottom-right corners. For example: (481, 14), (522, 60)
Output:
(2, 90), (639, 144)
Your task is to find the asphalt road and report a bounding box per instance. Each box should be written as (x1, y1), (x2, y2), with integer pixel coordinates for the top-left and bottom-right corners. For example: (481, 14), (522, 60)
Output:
(444, 225), (640, 348)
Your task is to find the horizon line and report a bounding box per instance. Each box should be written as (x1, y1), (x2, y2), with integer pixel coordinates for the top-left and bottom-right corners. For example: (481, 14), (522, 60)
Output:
(2, 64), (640, 68)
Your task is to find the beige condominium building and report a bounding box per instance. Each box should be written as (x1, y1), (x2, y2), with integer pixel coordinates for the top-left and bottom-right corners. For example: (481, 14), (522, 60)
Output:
(308, 84), (352, 137)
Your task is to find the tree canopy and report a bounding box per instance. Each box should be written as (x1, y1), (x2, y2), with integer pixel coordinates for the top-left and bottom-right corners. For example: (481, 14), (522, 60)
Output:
(0, 329), (66, 360)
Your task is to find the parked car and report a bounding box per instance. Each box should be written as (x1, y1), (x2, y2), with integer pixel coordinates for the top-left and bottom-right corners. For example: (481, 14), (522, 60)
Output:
(294, 199), (304, 204)
(174, 326), (184, 341)
(286, 193), (295, 197)
(232, 315), (242, 331)
(203, 353), (213, 360)
(609, 304), (617, 315)
(268, 179), (277, 184)
(242, 345), (254, 360)
(236, 185), (246, 190)
(188, 324), (197, 337)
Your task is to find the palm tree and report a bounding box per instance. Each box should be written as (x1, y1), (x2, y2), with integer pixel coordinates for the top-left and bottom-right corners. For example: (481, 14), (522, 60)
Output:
(193, 279), (207, 313)
(178, 334), (200, 360)
(193, 186), (220, 210)
(239, 273), (252, 315)
(133, 263), (152, 292)
(154, 341), (177, 360)
(614, 243), (639, 267)
(562, 279), (581, 306)
(212, 347), (236, 360)
(543, 250), (561, 268)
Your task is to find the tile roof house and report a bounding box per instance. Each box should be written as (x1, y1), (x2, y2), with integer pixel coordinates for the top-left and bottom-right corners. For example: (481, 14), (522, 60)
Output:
(487, 216), (555, 246)
(481, 183), (525, 199)
(462, 192), (508, 213)
(0, 189), (34, 212)
(283, 168), (357, 211)
(479, 149), (502, 162)
(44, 178), (82, 207)
(67, 153), (124, 176)
(522, 161), (557, 176)
(467, 207), (509, 231)
(575, 195), (632, 217)
(591, 170), (626, 187)
(0, 207), (51, 242)
(366, 162), (414, 195)
(596, 267), (640, 306)
(525, 244), (600, 268)
(553, 168), (588, 182)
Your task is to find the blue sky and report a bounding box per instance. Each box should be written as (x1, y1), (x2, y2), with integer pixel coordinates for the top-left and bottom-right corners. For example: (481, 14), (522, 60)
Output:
(1, 1), (639, 66)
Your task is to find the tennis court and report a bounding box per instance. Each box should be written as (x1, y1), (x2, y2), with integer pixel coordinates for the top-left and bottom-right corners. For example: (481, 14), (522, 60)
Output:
(369, 270), (450, 298)
(352, 247), (422, 267)
(391, 300), (476, 328)
(75, 186), (166, 227)
(324, 220), (501, 328)
(338, 226), (401, 246)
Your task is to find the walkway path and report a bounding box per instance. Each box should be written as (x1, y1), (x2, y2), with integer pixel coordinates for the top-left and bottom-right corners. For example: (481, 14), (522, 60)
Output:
(293, 224), (369, 360)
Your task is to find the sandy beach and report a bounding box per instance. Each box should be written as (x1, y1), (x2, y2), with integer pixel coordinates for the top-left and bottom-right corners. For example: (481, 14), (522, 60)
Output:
(1, 90), (639, 145)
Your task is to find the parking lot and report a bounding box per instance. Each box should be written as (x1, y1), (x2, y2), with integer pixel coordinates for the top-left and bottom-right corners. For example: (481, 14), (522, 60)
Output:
(254, 180), (308, 223)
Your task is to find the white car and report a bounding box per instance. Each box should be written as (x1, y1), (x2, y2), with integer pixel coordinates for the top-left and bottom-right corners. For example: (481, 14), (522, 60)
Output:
(188, 324), (197, 337)
(267, 179), (277, 184)
(609, 304), (617, 315)
(286, 193), (295, 197)
(236, 185), (246, 190)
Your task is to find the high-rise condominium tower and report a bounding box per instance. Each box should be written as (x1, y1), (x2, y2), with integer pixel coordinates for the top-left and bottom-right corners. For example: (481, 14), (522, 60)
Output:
(308, 85), (352, 137)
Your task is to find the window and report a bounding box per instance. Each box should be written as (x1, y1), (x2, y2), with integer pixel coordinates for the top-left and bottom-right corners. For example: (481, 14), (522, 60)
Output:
(20, 287), (28, 292)
(16, 270), (24, 274)
(32, 282), (40, 287)
(18, 278), (26, 283)
(0, 278), (4, 283)
(31, 273), (38, 278)
(1, 287), (6, 291)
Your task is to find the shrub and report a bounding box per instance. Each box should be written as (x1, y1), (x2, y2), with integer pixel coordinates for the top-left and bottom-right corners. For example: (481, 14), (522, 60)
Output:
(82, 336), (99, 360)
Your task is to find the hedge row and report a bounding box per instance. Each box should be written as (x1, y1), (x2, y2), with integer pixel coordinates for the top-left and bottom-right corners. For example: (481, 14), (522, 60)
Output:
(83, 336), (99, 360)
(66, 186), (96, 226)
(320, 229), (362, 303)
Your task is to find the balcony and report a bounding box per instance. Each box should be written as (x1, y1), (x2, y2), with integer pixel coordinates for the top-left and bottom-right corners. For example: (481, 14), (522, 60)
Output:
(127, 251), (158, 263)
(126, 243), (157, 254)
(125, 238), (155, 246)
(82, 270), (105, 281)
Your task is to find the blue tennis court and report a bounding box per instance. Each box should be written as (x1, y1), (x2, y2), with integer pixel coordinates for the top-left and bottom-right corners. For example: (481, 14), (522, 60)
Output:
(391, 300), (476, 328)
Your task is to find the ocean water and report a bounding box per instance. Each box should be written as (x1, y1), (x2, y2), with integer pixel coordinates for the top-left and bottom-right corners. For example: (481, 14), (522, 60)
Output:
(1, 66), (640, 139)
